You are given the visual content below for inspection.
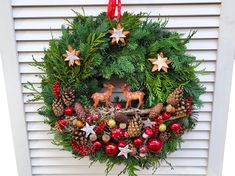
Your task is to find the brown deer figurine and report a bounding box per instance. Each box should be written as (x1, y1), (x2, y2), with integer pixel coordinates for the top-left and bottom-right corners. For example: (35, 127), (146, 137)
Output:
(91, 84), (115, 108)
(121, 84), (145, 109)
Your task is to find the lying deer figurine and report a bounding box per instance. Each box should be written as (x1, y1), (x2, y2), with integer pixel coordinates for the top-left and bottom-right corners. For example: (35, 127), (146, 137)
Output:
(121, 83), (145, 109)
(91, 83), (115, 108)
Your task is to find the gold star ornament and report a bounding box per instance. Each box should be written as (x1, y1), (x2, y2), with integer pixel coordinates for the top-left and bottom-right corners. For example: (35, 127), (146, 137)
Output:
(108, 23), (129, 44)
(63, 45), (81, 67)
(148, 52), (172, 72)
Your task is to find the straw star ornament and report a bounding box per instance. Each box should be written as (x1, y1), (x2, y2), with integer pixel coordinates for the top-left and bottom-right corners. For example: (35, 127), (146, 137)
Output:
(108, 23), (129, 44)
(63, 45), (81, 67)
(148, 52), (172, 72)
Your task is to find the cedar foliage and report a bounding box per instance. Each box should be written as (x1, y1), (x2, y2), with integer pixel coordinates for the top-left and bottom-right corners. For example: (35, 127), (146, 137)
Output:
(27, 11), (205, 175)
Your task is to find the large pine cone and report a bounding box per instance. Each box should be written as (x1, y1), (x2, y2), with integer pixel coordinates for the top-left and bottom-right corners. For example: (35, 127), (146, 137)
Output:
(52, 98), (64, 117)
(167, 86), (184, 106)
(149, 103), (163, 119)
(175, 98), (189, 118)
(74, 103), (86, 119)
(62, 88), (75, 107)
(127, 116), (143, 137)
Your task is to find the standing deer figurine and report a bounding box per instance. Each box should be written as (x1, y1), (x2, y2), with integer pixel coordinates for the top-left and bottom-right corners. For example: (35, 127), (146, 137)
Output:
(121, 84), (145, 109)
(91, 84), (115, 108)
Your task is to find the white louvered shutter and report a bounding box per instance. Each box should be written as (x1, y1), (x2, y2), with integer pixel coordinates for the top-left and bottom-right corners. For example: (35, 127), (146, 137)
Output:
(12, 0), (221, 175)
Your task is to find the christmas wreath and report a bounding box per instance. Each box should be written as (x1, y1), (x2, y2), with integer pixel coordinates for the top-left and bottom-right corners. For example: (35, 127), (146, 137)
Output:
(28, 1), (205, 175)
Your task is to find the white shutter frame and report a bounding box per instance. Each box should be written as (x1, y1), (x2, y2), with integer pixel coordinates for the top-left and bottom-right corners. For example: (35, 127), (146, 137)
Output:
(207, 0), (235, 175)
(0, 1), (32, 176)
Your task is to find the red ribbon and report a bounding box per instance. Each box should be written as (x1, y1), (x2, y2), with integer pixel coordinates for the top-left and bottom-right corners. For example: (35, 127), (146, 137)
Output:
(107, 0), (122, 20)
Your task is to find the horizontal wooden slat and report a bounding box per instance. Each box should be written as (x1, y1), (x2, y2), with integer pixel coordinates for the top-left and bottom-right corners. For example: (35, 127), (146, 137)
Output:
(12, 4), (220, 19)
(11, 0), (221, 6)
(28, 139), (208, 149)
(14, 16), (220, 30)
(26, 120), (211, 131)
(30, 148), (208, 158)
(22, 92), (213, 104)
(16, 39), (218, 52)
(15, 28), (219, 41)
(25, 111), (212, 123)
(32, 165), (206, 175)
(31, 157), (207, 167)
(20, 72), (215, 84)
(28, 130), (210, 140)
(18, 50), (218, 63)
(21, 82), (214, 94)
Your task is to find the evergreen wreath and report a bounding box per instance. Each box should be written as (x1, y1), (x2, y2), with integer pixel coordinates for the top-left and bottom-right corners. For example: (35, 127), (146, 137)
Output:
(27, 8), (205, 176)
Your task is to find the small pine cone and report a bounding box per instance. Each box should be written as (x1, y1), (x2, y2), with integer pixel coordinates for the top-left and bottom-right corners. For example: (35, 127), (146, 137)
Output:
(74, 103), (86, 120)
(72, 129), (88, 145)
(175, 98), (188, 118)
(52, 98), (64, 117)
(62, 88), (75, 107)
(127, 116), (143, 137)
(174, 129), (184, 138)
(159, 132), (170, 142)
(115, 112), (128, 123)
(54, 122), (63, 134)
(149, 103), (163, 119)
(167, 86), (184, 106)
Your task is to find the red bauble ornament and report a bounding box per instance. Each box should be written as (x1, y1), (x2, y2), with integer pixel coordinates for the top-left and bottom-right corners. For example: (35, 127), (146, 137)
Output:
(133, 138), (143, 148)
(123, 131), (129, 138)
(145, 128), (153, 136)
(105, 143), (118, 156)
(156, 115), (163, 123)
(114, 103), (122, 110)
(64, 107), (73, 116)
(170, 122), (182, 132)
(162, 112), (171, 120)
(57, 119), (67, 128)
(93, 141), (102, 151)
(85, 114), (92, 123)
(111, 128), (123, 140)
(118, 140), (127, 148)
(147, 139), (163, 153)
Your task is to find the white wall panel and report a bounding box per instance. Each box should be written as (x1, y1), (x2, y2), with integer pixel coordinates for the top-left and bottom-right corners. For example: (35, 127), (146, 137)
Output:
(12, 0), (221, 175)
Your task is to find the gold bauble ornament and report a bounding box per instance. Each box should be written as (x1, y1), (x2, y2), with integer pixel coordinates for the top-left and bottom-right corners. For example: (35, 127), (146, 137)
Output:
(107, 119), (116, 128)
(159, 124), (167, 132)
(166, 104), (172, 112)
(119, 123), (127, 129)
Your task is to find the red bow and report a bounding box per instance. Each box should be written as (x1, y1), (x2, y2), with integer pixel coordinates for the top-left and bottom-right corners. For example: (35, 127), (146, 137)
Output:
(107, 0), (122, 20)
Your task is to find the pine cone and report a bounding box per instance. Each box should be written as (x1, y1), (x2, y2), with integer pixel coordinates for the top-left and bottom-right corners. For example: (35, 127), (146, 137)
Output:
(159, 132), (170, 142)
(127, 116), (143, 137)
(149, 103), (163, 119)
(52, 98), (64, 117)
(115, 112), (128, 123)
(54, 122), (63, 134)
(62, 88), (75, 107)
(175, 98), (188, 118)
(167, 86), (184, 106)
(174, 129), (184, 138)
(72, 129), (88, 145)
(74, 103), (86, 120)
